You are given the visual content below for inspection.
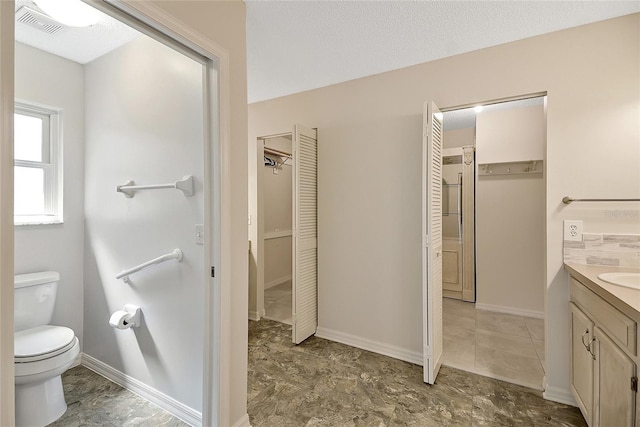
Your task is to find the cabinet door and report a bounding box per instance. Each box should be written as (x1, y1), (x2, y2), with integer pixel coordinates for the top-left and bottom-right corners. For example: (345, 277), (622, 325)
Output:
(570, 303), (595, 425)
(594, 326), (636, 427)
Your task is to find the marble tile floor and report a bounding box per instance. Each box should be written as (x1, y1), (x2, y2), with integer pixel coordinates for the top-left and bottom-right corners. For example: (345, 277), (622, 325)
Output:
(50, 365), (188, 426)
(443, 298), (546, 390)
(264, 280), (292, 325)
(248, 319), (586, 427)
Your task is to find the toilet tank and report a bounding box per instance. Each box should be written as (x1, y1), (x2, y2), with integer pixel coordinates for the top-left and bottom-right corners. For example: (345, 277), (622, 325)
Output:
(14, 271), (60, 332)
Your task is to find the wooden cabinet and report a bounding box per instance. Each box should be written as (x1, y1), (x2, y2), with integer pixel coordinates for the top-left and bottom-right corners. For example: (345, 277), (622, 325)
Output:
(569, 277), (638, 427)
(571, 303), (594, 425)
(595, 326), (636, 427)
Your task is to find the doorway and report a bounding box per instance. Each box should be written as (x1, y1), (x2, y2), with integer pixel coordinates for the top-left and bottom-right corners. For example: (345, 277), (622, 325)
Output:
(261, 134), (294, 324)
(251, 125), (318, 344)
(424, 96), (547, 390)
(2, 1), (226, 425)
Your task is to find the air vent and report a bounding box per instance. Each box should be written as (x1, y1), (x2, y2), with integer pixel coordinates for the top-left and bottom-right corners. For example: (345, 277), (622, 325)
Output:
(16, 6), (66, 35)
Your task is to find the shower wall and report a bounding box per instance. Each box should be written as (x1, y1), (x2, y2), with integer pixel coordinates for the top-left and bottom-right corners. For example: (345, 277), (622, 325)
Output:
(14, 42), (85, 345)
(83, 37), (205, 412)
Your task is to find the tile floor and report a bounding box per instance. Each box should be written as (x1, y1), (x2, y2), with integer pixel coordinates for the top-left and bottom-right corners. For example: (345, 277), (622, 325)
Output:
(51, 365), (187, 426)
(264, 280), (292, 324)
(264, 284), (546, 391)
(248, 318), (586, 426)
(443, 297), (546, 390)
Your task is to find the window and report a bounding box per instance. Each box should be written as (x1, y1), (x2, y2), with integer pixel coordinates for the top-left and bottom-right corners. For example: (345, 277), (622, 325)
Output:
(14, 101), (62, 225)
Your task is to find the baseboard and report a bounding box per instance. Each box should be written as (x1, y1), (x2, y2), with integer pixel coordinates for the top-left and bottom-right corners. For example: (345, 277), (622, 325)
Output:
(81, 353), (201, 426)
(264, 275), (292, 290)
(248, 309), (261, 321)
(475, 302), (544, 319)
(315, 327), (423, 365)
(232, 413), (252, 427)
(543, 385), (577, 407)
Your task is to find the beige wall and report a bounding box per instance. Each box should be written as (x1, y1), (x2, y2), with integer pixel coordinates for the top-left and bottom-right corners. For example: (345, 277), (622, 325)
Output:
(476, 105), (545, 163)
(443, 128), (474, 149)
(476, 175), (545, 314)
(248, 14), (640, 402)
(475, 104), (545, 316)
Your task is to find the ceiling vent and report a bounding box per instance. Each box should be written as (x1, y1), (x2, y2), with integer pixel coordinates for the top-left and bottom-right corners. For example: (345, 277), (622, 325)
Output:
(16, 6), (66, 35)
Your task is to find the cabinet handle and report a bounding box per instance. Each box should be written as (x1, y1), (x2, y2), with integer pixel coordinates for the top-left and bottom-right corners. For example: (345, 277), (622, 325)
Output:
(588, 338), (596, 360)
(581, 329), (591, 351)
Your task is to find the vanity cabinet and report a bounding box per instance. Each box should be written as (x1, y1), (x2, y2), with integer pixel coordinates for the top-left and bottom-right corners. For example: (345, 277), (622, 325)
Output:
(570, 302), (594, 425)
(569, 276), (638, 427)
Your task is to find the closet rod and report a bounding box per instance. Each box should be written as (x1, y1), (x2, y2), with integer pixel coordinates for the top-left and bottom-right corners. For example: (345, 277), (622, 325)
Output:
(264, 146), (292, 158)
(562, 196), (640, 204)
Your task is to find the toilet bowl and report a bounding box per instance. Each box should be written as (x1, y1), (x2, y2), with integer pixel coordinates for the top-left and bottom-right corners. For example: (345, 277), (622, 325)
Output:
(14, 272), (80, 427)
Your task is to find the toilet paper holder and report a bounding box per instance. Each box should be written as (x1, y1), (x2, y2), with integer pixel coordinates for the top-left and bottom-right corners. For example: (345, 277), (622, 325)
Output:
(109, 304), (142, 329)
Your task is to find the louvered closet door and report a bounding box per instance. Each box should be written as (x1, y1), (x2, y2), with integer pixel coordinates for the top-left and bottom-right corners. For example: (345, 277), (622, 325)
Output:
(292, 125), (318, 344)
(423, 101), (443, 384)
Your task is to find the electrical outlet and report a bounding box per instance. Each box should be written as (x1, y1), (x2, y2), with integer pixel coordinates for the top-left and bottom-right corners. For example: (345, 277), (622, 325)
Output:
(563, 220), (583, 242)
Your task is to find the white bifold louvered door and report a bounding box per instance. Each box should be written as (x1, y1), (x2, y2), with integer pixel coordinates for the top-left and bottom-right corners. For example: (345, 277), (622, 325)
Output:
(423, 101), (443, 384)
(292, 125), (318, 344)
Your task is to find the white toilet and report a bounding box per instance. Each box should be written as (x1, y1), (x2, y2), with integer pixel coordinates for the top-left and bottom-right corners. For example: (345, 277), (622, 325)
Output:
(14, 271), (80, 427)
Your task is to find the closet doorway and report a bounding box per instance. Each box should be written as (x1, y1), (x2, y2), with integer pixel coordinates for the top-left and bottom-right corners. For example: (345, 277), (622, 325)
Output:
(426, 96), (548, 390)
(254, 125), (318, 344)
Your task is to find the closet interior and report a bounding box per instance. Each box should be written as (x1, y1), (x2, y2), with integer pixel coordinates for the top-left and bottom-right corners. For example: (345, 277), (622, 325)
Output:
(261, 134), (294, 324)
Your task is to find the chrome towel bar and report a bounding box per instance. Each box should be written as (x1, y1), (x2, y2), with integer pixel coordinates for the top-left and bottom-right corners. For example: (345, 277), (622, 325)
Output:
(563, 196), (640, 204)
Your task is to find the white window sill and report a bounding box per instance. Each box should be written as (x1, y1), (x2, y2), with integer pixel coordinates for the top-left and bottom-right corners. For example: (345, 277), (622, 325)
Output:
(15, 215), (63, 226)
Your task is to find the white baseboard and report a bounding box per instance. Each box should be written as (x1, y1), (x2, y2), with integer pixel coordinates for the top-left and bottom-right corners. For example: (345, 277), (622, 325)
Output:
(264, 275), (292, 290)
(475, 302), (544, 319)
(81, 353), (201, 426)
(232, 413), (252, 427)
(315, 327), (423, 365)
(248, 310), (261, 321)
(543, 385), (577, 407)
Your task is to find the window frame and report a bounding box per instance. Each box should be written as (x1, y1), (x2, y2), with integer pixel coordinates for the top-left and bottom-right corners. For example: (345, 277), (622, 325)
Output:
(14, 100), (63, 225)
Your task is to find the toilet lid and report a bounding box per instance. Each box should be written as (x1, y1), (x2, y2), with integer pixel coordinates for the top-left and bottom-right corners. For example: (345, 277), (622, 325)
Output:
(15, 325), (75, 359)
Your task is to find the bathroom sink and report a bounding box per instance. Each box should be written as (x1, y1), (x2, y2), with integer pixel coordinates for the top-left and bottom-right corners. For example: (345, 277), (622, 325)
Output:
(597, 272), (640, 290)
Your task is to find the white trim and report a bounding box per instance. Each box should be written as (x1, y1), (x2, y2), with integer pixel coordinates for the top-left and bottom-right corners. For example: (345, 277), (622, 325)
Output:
(475, 302), (544, 319)
(265, 275), (292, 290)
(315, 327), (423, 365)
(264, 230), (292, 240)
(248, 310), (261, 322)
(231, 413), (252, 427)
(81, 354), (202, 426)
(543, 385), (578, 407)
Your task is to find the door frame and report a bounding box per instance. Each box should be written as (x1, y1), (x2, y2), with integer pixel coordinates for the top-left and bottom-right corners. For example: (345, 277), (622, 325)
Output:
(0, 1), (231, 425)
(426, 92), (548, 385)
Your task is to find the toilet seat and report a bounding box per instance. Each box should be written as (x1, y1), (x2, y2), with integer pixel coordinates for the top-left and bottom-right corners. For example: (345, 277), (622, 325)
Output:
(15, 325), (76, 363)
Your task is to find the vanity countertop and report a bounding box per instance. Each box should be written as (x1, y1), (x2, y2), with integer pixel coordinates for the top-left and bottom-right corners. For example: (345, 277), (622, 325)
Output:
(564, 262), (640, 323)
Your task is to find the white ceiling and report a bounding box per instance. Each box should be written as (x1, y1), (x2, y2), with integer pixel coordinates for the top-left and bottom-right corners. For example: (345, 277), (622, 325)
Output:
(246, 0), (640, 103)
(14, 0), (139, 64)
(11, 1), (640, 102)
